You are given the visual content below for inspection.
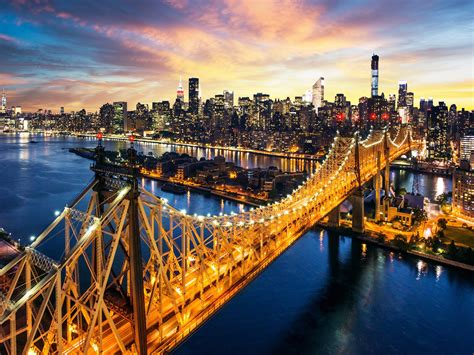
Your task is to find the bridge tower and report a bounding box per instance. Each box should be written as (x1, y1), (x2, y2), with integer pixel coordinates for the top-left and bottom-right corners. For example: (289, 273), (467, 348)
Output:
(382, 131), (391, 220)
(374, 150), (382, 221)
(352, 133), (365, 233)
(91, 134), (148, 355)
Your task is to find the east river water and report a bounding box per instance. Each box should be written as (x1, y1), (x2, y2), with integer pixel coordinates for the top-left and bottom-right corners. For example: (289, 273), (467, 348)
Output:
(0, 133), (472, 354)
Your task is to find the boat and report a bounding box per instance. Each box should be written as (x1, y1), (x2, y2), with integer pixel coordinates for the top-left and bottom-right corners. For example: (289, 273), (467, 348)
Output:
(161, 183), (187, 194)
(29, 140), (39, 144)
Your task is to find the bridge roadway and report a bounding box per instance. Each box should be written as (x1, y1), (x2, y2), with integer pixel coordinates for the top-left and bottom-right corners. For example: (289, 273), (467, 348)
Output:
(0, 127), (421, 354)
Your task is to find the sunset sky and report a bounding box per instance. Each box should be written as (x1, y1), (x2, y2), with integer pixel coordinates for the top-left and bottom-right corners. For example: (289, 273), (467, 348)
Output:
(1, 0), (473, 112)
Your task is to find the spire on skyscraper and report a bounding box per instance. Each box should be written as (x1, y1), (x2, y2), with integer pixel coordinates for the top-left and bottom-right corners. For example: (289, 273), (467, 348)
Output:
(177, 77), (184, 101)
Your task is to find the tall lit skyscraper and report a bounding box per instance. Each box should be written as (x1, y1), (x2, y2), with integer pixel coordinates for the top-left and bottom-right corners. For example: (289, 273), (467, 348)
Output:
(112, 101), (127, 133)
(312, 77), (324, 113)
(420, 97), (426, 112)
(397, 81), (408, 108)
(177, 77), (184, 101)
(371, 54), (379, 97)
(188, 78), (200, 114)
(427, 102), (449, 161)
(223, 90), (234, 109)
(1, 89), (6, 114)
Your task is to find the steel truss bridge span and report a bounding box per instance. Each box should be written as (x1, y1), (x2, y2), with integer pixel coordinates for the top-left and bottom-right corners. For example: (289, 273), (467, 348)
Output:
(0, 127), (422, 354)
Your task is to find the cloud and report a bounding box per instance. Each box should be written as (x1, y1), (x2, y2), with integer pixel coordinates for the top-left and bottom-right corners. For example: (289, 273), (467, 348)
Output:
(0, 0), (473, 111)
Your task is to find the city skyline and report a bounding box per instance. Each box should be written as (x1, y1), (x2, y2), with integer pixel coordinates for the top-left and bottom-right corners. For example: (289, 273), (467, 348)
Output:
(1, 0), (473, 111)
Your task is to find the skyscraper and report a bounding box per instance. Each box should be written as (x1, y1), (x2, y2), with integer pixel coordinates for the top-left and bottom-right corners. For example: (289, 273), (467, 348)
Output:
(419, 98), (426, 112)
(177, 77), (184, 101)
(312, 77), (324, 113)
(112, 101), (127, 133)
(188, 78), (200, 115)
(99, 103), (114, 133)
(371, 54), (379, 97)
(427, 102), (449, 161)
(1, 89), (6, 114)
(223, 90), (234, 109)
(397, 81), (408, 108)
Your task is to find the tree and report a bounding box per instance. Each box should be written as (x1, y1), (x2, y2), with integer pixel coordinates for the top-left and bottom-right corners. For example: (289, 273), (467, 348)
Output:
(408, 234), (418, 248)
(392, 234), (409, 251)
(435, 193), (448, 204)
(437, 218), (447, 230)
(431, 236), (442, 253)
(412, 208), (427, 225)
(447, 240), (457, 258)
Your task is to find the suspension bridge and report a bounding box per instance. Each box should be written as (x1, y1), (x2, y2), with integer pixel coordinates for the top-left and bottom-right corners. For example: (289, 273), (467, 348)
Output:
(0, 126), (422, 354)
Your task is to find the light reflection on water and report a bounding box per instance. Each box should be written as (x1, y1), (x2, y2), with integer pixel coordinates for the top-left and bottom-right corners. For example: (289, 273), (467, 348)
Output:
(435, 176), (446, 198)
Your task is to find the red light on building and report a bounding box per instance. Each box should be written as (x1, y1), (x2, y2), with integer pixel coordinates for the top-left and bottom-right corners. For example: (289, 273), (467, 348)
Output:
(129, 135), (135, 142)
(96, 132), (103, 140)
(370, 113), (376, 120)
(382, 113), (389, 120)
(336, 113), (345, 121)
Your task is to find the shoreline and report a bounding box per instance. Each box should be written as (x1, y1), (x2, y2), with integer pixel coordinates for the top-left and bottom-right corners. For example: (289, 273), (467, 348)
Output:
(68, 147), (265, 207)
(319, 222), (474, 272)
(73, 132), (321, 161)
(2, 131), (453, 178)
(142, 173), (264, 208)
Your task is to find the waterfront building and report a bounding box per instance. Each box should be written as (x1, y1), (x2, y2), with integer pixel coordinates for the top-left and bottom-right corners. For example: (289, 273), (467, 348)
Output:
(453, 158), (474, 217)
(99, 103), (114, 133)
(112, 101), (127, 133)
(312, 77), (324, 113)
(427, 102), (449, 161)
(460, 131), (474, 163)
(371, 54), (379, 97)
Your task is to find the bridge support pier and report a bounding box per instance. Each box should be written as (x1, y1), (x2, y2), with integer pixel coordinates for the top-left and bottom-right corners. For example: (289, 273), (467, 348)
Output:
(352, 189), (365, 233)
(327, 205), (341, 227)
(374, 151), (382, 222)
(382, 131), (391, 221)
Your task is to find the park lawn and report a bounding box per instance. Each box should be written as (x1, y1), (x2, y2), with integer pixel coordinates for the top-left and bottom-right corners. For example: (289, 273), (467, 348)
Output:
(442, 226), (474, 248)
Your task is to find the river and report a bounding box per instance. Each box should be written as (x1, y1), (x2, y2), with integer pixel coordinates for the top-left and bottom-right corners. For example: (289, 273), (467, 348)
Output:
(0, 133), (472, 354)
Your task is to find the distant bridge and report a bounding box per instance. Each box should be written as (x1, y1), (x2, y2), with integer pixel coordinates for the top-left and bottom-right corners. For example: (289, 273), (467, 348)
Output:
(0, 126), (422, 354)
